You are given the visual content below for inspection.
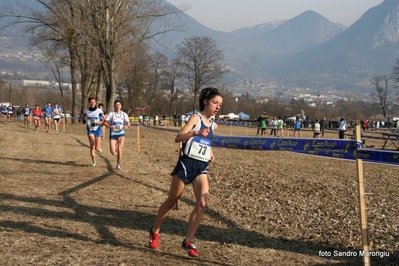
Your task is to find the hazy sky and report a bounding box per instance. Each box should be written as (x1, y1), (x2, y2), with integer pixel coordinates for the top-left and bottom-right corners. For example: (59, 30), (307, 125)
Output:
(168, 0), (384, 32)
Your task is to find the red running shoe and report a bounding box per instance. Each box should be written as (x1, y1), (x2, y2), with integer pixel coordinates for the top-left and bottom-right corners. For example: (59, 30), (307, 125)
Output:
(182, 240), (198, 257)
(149, 228), (160, 250)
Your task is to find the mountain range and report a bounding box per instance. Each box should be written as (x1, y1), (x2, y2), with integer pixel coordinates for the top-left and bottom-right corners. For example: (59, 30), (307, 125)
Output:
(1, 0), (398, 96)
(156, 0), (399, 94)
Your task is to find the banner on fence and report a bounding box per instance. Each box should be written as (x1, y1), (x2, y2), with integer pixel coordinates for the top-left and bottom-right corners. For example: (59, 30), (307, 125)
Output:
(212, 136), (361, 151)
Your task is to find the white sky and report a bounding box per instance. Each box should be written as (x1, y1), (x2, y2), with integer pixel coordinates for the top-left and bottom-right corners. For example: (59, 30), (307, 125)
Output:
(167, 0), (384, 32)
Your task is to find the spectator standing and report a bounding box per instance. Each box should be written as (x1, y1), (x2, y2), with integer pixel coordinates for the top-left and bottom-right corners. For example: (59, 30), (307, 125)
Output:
(269, 116), (278, 137)
(180, 114), (186, 127)
(277, 116), (284, 137)
(154, 115), (159, 126)
(361, 120), (367, 131)
(294, 116), (302, 137)
(320, 116), (327, 137)
(256, 113), (262, 136)
(260, 114), (267, 136)
(173, 113), (178, 126)
(313, 119), (321, 138)
(338, 117), (347, 139)
(16, 107), (22, 121)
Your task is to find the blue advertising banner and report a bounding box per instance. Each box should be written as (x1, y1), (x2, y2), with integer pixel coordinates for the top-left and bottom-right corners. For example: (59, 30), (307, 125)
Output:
(212, 136), (361, 151)
(290, 149), (357, 160)
(356, 149), (399, 165)
(291, 149), (399, 165)
(212, 136), (399, 166)
(143, 125), (399, 166)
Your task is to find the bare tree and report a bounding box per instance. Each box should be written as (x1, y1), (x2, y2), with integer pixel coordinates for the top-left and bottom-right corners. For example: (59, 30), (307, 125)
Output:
(392, 59), (399, 84)
(142, 52), (168, 114)
(1, 0), (187, 116)
(370, 75), (393, 118)
(176, 36), (228, 112)
(122, 44), (150, 115)
(78, 0), (185, 113)
(163, 58), (180, 116)
(0, 0), (95, 122)
(38, 44), (69, 126)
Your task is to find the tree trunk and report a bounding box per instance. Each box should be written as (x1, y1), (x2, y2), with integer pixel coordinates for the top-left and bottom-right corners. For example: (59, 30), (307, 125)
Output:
(69, 48), (80, 123)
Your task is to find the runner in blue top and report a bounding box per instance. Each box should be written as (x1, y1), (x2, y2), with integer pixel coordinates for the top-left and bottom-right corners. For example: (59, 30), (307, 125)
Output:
(1, 105), (7, 119)
(43, 102), (53, 133)
(23, 103), (31, 128)
(80, 97), (106, 166)
(149, 87), (223, 258)
(104, 100), (130, 170)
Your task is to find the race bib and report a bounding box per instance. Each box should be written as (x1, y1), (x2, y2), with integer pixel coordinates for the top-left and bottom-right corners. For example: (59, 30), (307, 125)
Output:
(114, 123), (123, 132)
(187, 136), (212, 162)
(88, 118), (100, 131)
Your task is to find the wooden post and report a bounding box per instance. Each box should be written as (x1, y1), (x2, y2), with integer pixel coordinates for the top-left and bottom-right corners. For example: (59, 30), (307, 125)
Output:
(355, 125), (370, 266)
(63, 116), (66, 133)
(137, 125), (140, 153)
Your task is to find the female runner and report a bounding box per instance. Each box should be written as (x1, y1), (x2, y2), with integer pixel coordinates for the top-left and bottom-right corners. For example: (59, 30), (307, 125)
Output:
(149, 87), (223, 257)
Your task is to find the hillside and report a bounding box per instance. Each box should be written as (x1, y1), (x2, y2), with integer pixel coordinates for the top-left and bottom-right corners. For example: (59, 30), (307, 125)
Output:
(0, 0), (397, 98)
(265, 0), (399, 90)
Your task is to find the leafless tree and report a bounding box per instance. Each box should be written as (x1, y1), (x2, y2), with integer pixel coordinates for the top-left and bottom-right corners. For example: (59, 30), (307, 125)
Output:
(0, 0), (94, 121)
(78, 0), (185, 113)
(163, 58), (180, 116)
(141, 52), (168, 114)
(392, 59), (399, 85)
(176, 36), (228, 112)
(122, 44), (150, 115)
(38, 44), (69, 125)
(1, 0), (187, 116)
(370, 75), (393, 118)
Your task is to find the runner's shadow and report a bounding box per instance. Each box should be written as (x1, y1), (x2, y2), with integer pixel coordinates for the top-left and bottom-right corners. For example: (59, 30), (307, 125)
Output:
(0, 156), (85, 167)
(0, 194), (230, 266)
(0, 191), (366, 265)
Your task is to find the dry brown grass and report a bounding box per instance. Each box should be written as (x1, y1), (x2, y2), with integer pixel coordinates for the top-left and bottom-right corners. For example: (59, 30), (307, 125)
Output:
(0, 119), (398, 265)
